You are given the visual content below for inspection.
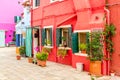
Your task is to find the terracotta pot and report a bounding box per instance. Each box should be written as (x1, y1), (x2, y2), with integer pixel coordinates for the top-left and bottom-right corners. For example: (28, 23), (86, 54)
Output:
(16, 56), (21, 60)
(81, 50), (86, 54)
(37, 60), (46, 67)
(28, 58), (33, 63)
(90, 61), (101, 76)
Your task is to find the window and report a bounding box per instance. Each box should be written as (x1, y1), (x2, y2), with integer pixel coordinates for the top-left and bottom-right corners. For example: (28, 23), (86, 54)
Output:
(41, 27), (53, 46)
(56, 27), (72, 48)
(72, 31), (90, 54)
(33, 0), (40, 8)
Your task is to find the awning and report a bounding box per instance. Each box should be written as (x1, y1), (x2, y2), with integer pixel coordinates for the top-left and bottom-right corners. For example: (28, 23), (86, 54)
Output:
(56, 14), (77, 27)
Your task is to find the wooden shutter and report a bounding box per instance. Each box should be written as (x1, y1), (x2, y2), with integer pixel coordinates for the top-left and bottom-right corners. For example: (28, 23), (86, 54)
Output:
(72, 33), (79, 53)
(86, 32), (90, 54)
(56, 28), (62, 47)
(68, 27), (72, 48)
(41, 28), (46, 46)
(50, 28), (53, 46)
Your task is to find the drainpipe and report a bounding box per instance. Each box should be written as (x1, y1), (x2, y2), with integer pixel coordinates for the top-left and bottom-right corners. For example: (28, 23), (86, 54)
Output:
(104, 7), (110, 75)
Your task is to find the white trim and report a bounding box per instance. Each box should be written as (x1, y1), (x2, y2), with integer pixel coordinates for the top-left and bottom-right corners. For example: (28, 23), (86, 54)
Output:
(74, 53), (88, 57)
(44, 46), (53, 48)
(44, 25), (53, 28)
(58, 24), (71, 28)
(74, 30), (91, 33)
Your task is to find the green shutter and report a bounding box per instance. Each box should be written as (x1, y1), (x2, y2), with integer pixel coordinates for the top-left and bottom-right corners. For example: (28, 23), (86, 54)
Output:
(72, 33), (79, 53)
(50, 28), (52, 46)
(14, 16), (17, 23)
(86, 32), (90, 54)
(41, 28), (46, 46)
(68, 27), (72, 48)
(56, 28), (62, 47)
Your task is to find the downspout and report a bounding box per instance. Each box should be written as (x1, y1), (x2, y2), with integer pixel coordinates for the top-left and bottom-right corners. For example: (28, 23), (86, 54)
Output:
(104, 7), (110, 75)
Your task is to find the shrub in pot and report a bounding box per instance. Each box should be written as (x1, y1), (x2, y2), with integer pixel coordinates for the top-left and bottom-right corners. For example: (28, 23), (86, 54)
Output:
(19, 46), (26, 57)
(87, 31), (103, 76)
(36, 51), (48, 67)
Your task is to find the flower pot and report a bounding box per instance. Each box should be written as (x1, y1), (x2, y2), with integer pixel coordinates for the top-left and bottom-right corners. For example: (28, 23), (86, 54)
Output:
(16, 56), (21, 60)
(37, 60), (46, 67)
(90, 61), (101, 76)
(110, 73), (115, 76)
(28, 58), (33, 63)
(81, 50), (86, 54)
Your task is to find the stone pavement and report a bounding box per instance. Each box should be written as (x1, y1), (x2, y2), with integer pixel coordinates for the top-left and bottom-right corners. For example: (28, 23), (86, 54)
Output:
(0, 47), (120, 80)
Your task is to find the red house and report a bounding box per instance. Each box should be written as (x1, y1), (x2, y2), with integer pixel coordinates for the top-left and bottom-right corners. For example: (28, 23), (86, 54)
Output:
(31, 0), (109, 75)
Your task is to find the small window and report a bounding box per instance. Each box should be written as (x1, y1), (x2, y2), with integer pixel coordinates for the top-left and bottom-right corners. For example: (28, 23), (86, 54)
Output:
(33, 0), (40, 8)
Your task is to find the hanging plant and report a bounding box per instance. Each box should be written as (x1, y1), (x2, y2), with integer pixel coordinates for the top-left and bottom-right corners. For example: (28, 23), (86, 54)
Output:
(42, 47), (51, 54)
(104, 24), (116, 60)
(57, 49), (67, 58)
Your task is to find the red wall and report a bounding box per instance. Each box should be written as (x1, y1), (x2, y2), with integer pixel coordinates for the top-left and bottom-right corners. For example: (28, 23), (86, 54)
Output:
(108, 0), (120, 75)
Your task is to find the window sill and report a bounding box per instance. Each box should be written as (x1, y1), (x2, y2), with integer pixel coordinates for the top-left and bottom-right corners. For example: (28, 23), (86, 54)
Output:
(58, 47), (71, 50)
(44, 46), (53, 49)
(32, 6), (39, 9)
(74, 53), (88, 57)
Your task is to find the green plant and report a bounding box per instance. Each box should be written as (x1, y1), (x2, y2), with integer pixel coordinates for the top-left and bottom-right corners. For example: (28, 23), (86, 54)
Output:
(57, 49), (67, 58)
(45, 39), (51, 45)
(79, 43), (86, 51)
(36, 52), (48, 61)
(19, 46), (26, 55)
(42, 47), (51, 53)
(104, 24), (116, 60)
(62, 36), (66, 41)
(87, 31), (103, 61)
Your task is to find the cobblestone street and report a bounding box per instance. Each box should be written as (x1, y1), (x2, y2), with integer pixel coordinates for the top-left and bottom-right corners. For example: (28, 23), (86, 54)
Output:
(0, 47), (119, 80)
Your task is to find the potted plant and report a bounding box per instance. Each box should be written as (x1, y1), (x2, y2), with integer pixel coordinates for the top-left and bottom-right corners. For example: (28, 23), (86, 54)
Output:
(79, 43), (86, 53)
(16, 54), (21, 60)
(110, 70), (115, 76)
(87, 31), (103, 76)
(19, 46), (26, 57)
(28, 57), (33, 63)
(36, 51), (48, 67)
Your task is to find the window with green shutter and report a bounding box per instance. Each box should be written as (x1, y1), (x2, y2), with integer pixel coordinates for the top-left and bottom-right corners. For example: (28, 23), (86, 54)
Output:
(42, 27), (53, 46)
(56, 27), (72, 48)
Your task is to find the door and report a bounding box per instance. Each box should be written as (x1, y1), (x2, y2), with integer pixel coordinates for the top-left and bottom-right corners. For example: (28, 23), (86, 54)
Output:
(0, 30), (5, 47)
(26, 28), (32, 57)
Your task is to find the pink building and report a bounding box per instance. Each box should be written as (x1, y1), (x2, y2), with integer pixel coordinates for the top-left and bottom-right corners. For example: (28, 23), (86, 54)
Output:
(0, 0), (23, 46)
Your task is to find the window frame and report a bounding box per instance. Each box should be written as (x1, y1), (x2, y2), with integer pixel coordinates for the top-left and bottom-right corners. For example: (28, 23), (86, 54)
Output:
(57, 25), (72, 50)
(74, 30), (90, 56)
(43, 25), (53, 48)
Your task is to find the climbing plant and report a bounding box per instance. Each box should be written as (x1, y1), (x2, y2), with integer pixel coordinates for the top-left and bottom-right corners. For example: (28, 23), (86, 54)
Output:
(104, 24), (116, 60)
